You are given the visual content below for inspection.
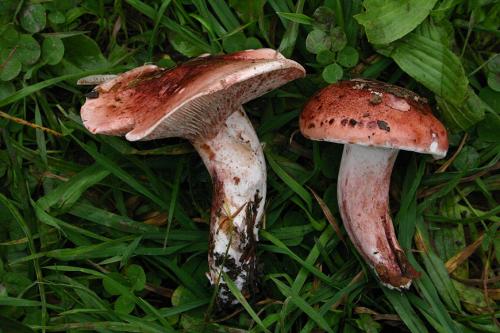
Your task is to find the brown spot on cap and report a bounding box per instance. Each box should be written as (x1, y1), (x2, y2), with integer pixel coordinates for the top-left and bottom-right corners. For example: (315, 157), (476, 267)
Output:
(377, 120), (390, 132)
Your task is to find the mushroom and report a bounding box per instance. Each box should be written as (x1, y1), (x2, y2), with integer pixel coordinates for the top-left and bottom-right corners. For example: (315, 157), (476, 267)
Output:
(80, 49), (305, 306)
(299, 79), (448, 289)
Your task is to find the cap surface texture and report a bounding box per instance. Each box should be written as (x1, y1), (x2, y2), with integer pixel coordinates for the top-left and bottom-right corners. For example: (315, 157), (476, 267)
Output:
(299, 79), (448, 158)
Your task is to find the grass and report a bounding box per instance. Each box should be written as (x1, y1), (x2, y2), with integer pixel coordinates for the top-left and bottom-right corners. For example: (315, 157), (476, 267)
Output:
(0, 0), (499, 332)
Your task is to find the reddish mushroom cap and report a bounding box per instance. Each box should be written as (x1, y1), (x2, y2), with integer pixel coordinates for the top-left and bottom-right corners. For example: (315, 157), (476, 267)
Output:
(81, 49), (305, 141)
(299, 79), (449, 158)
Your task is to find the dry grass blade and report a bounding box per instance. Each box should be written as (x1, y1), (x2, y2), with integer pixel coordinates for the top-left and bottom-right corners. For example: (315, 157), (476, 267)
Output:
(445, 234), (484, 274)
(354, 306), (401, 321)
(436, 133), (468, 173)
(0, 110), (62, 137)
(308, 186), (344, 242)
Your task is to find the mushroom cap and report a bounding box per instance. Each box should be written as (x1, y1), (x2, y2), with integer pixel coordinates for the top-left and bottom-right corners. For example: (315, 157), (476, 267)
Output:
(81, 49), (305, 141)
(299, 79), (449, 158)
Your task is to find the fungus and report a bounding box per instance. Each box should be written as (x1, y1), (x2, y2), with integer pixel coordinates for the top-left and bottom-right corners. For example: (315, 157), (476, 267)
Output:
(299, 79), (448, 289)
(80, 49), (305, 306)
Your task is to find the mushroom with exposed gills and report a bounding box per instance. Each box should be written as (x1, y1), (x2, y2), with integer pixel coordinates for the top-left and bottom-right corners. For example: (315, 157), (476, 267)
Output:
(80, 49), (305, 307)
(299, 79), (448, 289)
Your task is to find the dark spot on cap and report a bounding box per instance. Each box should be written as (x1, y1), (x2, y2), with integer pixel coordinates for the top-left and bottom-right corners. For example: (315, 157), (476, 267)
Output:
(349, 119), (358, 127)
(85, 90), (99, 99)
(308, 123), (315, 129)
(377, 120), (390, 132)
(329, 118), (335, 125)
(341, 119), (348, 126)
(233, 177), (240, 185)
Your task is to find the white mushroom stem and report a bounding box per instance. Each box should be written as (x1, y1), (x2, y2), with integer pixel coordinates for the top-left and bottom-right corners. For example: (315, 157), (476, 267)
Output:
(337, 144), (419, 289)
(192, 108), (266, 305)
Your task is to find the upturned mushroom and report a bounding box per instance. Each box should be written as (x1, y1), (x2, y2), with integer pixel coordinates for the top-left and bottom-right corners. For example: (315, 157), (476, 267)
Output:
(80, 49), (305, 306)
(299, 79), (448, 289)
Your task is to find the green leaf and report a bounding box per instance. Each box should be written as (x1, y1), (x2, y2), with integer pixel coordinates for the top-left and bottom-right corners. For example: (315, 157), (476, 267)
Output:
(330, 27), (347, 52)
(0, 81), (14, 99)
(36, 163), (110, 212)
(60, 35), (108, 71)
(383, 289), (429, 333)
(265, 151), (312, 212)
(120, 236), (142, 267)
(452, 146), (480, 171)
(14, 34), (41, 65)
(114, 294), (135, 314)
(355, 0), (438, 44)
(276, 12), (314, 25)
(306, 29), (331, 54)
(0, 315), (36, 333)
(2, 272), (32, 296)
(312, 6), (335, 31)
(0, 296), (41, 307)
(277, 0), (305, 57)
(356, 313), (382, 333)
(223, 272), (271, 333)
(452, 280), (494, 314)
(222, 32), (246, 53)
(316, 49), (336, 65)
(479, 86), (499, 113)
(20, 4), (46, 33)
(41, 36), (64, 65)
(322, 63), (343, 83)
(0, 67), (118, 108)
(125, 0), (211, 55)
(477, 114), (500, 142)
(0, 1), (18, 25)
(337, 46), (359, 68)
(487, 54), (500, 73)
(125, 264), (146, 291)
(47, 10), (66, 24)
(436, 90), (486, 131)
(244, 36), (262, 49)
(0, 50), (21, 81)
(271, 277), (334, 333)
(487, 72), (500, 92)
(390, 32), (468, 105)
(167, 30), (207, 57)
(0, 24), (19, 48)
(103, 272), (128, 296)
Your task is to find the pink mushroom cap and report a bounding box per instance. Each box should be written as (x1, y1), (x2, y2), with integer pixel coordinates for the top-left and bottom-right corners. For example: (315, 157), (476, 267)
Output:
(300, 79), (449, 158)
(81, 49), (305, 142)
